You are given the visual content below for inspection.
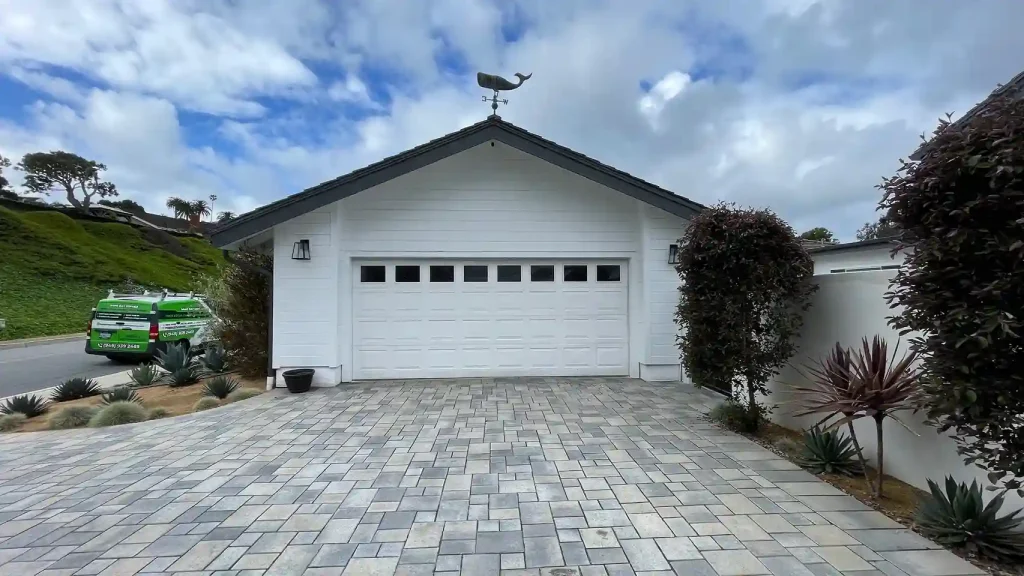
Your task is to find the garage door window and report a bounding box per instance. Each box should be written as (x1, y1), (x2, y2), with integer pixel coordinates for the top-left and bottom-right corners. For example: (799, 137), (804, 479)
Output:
(360, 265), (386, 283)
(429, 265), (455, 282)
(497, 265), (521, 282)
(564, 265), (587, 282)
(596, 265), (621, 282)
(531, 265), (554, 282)
(395, 265), (420, 283)
(464, 265), (488, 282)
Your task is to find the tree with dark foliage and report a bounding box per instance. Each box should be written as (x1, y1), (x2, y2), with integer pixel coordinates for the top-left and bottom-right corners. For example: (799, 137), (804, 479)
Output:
(881, 92), (1024, 495)
(214, 246), (272, 378)
(98, 198), (145, 215)
(0, 154), (12, 197)
(855, 215), (900, 241)
(799, 227), (838, 244)
(16, 151), (118, 209)
(675, 203), (818, 431)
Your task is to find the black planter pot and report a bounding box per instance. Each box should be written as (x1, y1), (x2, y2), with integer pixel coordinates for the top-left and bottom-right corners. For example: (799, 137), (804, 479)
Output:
(282, 368), (314, 393)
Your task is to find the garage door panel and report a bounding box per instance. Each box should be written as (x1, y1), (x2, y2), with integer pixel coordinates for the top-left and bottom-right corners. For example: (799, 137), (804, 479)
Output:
(563, 346), (596, 367)
(597, 346), (628, 367)
(352, 260), (628, 379)
(529, 348), (559, 368)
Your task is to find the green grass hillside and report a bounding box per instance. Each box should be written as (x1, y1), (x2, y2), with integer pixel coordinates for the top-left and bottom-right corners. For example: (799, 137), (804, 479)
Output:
(0, 207), (223, 340)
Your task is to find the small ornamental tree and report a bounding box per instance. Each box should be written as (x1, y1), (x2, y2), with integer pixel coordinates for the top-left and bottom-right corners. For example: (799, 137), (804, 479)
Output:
(209, 246), (272, 378)
(675, 203), (817, 430)
(881, 92), (1024, 494)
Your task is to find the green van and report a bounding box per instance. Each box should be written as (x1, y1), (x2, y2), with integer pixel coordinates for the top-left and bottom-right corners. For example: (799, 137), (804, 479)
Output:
(85, 291), (214, 361)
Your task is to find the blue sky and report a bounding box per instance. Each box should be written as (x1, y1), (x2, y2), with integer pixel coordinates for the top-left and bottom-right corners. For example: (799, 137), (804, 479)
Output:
(0, 0), (1021, 240)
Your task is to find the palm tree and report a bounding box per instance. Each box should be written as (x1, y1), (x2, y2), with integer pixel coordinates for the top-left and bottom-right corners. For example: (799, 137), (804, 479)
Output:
(166, 197), (190, 219)
(190, 199), (211, 221)
(187, 199), (211, 231)
(217, 211), (236, 223)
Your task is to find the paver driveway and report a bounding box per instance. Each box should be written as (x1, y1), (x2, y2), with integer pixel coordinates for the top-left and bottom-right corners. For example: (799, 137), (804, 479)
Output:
(0, 378), (982, 576)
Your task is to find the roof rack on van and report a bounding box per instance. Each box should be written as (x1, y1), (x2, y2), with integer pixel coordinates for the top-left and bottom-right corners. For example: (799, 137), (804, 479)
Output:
(106, 289), (154, 299)
(159, 290), (206, 301)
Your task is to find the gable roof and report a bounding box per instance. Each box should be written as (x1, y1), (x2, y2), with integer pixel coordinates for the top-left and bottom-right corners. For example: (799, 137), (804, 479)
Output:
(910, 69), (1024, 160)
(211, 115), (705, 247)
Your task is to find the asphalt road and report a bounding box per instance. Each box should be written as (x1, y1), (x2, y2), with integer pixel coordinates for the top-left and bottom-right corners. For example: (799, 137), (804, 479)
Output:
(0, 340), (130, 398)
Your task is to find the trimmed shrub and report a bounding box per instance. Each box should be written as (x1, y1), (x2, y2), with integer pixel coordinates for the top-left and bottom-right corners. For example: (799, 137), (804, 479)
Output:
(129, 363), (161, 387)
(88, 401), (148, 427)
(708, 400), (767, 435)
(916, 477), (1024, 562)
(225, 388), (261, 403)
(203, 375), (239, 399)
(0, 394), (49, 418)
(100, 387), (143, 406)
(147, 407), (171, 420)
(0, 414), (27, 431)
(51, 377), (101, 402)
(675, 203), (816, 429)
(48, 406), (96, 430)
(193, 397), (220, 412)
(881, 92), (1024, 494)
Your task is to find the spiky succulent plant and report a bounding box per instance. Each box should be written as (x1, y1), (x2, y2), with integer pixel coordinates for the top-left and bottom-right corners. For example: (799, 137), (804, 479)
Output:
(796, 427), (863, 476)
(0, 394), (49, 418)
(915, 477), (1024, 562)
(51, 378), (101, 402)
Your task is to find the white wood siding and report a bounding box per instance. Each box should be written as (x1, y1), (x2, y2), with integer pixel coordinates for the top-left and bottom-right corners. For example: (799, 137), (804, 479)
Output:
(339, 143), (638, 256)
(271, 209), (341, 385)
(812, 245), (906, 275)
(268, 140), (692, 385)
(640, 205), (688, 380)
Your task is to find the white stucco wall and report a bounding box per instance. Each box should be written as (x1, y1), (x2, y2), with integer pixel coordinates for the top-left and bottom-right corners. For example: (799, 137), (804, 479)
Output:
(769, 249), (1022, 509)
(268, 140), (689, 385)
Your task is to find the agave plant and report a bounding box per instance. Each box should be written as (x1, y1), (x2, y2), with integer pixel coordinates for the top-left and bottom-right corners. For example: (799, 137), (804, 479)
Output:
(916, 477), (1024, 561)
(129, 363), (161, 388)
(0, 394), (50, 418)
(202, 345), (228, 374)
(797, 427), (864, 476)
(792, 336), (921, 498)
(155, 343), (189, 372)
(100, 387), (143, 406)
(166, 364), (202, 388)
(203, 375), (239, 399)
(51, 377), (102, 402)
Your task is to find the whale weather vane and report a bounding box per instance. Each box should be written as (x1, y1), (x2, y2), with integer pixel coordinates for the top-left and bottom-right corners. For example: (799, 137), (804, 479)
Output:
(476, 71), (532, 116)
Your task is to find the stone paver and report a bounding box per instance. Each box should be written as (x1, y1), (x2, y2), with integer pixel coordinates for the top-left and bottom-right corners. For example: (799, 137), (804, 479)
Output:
(0, 378), (983, 575)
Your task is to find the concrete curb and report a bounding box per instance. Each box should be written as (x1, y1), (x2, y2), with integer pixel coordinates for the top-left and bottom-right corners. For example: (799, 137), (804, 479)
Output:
(0, 334), (84, 351)
(0, 370), (133, 404)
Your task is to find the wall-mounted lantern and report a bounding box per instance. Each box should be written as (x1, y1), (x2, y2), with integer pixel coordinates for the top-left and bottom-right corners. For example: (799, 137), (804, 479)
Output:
(291, 239), (311, 260)
(668, 243), (680, 265)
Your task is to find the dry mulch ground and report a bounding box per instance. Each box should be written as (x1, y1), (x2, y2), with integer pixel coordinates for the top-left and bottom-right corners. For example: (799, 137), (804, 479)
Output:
(748, 420), (1023, 576)
(13, 375), (265, 433)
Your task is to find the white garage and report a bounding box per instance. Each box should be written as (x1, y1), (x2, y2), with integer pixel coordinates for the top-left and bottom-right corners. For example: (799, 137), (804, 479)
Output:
(352, 260), (629, 379)
(212, 115), (701, 386)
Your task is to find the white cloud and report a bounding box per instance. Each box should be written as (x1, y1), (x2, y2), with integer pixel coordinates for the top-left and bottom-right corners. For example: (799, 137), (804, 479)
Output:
(0, 0), (317, 116)
(1, 0), (1022, 240)
(639, 71), (691, 130)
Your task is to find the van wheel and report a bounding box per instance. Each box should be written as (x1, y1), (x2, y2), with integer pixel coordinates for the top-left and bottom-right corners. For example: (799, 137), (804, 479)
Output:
(178, 340), (192, 357)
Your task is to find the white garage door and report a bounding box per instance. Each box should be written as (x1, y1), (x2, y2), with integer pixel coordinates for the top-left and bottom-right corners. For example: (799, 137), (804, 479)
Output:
(352, 260), (629, 379)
